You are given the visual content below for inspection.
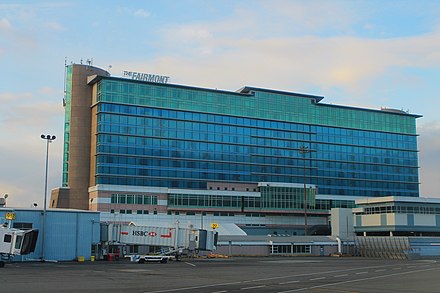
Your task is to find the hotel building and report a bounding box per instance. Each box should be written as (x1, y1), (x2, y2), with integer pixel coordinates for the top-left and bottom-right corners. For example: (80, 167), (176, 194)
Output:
(51, 64), (420, 235)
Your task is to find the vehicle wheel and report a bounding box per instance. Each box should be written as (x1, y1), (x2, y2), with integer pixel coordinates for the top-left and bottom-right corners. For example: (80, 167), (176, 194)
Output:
(0, 261), (5, 268)
(139, 259), (145, 264)
(160, 258), (168, 264)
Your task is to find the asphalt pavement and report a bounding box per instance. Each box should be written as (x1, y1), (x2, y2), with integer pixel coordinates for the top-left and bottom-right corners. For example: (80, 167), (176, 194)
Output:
(1, 256), (440, 292)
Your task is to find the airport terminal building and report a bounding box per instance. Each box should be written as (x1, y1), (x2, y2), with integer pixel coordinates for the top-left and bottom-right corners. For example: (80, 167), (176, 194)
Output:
(51, 64), (420, 235)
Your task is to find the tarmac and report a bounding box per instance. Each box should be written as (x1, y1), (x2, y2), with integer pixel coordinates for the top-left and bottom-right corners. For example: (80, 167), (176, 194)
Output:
(1, 256), (440, 292)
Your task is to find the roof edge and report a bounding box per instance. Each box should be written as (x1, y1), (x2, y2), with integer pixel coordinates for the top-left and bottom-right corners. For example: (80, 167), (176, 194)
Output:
(237, 86), (325, 102)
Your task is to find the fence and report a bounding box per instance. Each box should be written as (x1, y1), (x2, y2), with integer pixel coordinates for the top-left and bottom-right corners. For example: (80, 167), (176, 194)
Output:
(354, 236), (418, 259)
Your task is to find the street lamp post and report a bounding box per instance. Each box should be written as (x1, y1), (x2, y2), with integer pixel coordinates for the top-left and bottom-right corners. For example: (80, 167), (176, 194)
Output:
(299, 146), (311, 236)
(41, 134), (56, 261)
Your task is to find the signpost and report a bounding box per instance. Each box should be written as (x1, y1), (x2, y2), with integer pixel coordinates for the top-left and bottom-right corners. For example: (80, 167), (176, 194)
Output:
(5, 212), (16, 220)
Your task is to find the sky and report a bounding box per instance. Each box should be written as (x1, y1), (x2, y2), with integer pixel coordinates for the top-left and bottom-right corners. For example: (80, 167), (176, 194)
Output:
(1, 0), (440, 208)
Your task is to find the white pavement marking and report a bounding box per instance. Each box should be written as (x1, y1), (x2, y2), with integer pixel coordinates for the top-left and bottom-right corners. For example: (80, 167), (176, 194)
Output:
(117, 269), (152, 272)
(145, 281), (243, 293)
(334, 274), (348, 277)
(145, 263), (414, 293)
(418, 260), (437, 264)
(262, 260), (323, 264)
(375, 269), (386, 272)
(310, 277), (326, 281)
(211, 291), (227, 293)
(276, 267), (440, 293)
(184, 262), (196, 267)
(244, 264), (398, 283)
(355, 271), (368, 275)
(279, 280), (300, 285)
(241, 285), (266, 290)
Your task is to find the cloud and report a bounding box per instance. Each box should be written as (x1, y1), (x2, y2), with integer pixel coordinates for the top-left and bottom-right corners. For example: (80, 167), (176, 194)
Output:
(418, 121), (440, 197)
(134, 9), (150, 18)
(0, 18), (12, 30)
(0, 92), (33, 103)
(43, 21), (65, 31)
(142, 1), (440, 106)
(137, 32), (439, 94)
(0, 18), (38, 55)
(0, 141), (62, 208)
(0, 90), (63, 136)
(39, 86), (62, 96)
(259, 0), (361, 33)
(117, 7), (150, 19)
(0, 2), (71, 10)
(0, 89), (64, 207)
(0, 2), (73, 54)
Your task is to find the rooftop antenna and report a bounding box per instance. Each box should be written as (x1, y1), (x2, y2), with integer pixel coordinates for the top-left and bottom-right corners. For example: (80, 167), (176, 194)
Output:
(86, 59), (92, 66)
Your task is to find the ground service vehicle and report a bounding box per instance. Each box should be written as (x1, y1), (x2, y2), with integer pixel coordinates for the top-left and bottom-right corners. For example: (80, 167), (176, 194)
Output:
(129, 254), (174, 263)
(0, 223), (39, 267)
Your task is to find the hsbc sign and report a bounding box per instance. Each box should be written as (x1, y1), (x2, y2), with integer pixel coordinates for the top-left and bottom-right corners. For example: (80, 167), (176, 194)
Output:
(114, 225), (176, 246)
(132, 230), (157, 237)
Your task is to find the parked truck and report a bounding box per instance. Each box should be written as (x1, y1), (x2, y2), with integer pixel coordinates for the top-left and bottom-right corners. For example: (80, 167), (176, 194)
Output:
(0, 223), (39, 267)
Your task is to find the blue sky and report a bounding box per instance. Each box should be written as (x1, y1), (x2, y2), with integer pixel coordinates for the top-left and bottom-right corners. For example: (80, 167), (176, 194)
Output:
(1, 0), (440, 207)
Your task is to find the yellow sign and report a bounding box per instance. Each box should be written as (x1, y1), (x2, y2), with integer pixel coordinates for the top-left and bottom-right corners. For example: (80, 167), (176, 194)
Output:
(6, 212), (16, 220)
(211, 223), (219, 229)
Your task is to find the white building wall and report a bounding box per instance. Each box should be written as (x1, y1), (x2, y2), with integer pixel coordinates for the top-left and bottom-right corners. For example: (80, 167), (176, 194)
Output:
(362, 214), (381, 226)
(395, 213), (407, 226)
(414, 214), (436, 226)
(331, 208), (354, 239)
(386, 214), (395, 226)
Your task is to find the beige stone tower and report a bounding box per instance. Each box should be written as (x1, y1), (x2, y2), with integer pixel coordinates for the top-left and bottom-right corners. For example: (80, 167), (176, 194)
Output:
(51, 64), (109, 210)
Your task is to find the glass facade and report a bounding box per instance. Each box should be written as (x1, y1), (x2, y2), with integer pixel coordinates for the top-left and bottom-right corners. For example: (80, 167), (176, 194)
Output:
(62, 66), (73, 187)
(167, 186), (316, 211)
(259, 185), (316, 210)
(97, 79), (417, 134)
(168, 194), (260, 210)
(53, 67), (423, 213)
(271, 244), (311, 254)
(91, 75), (419, 198)
(356, 203), (440, 215)
(110, 194), (157, 205)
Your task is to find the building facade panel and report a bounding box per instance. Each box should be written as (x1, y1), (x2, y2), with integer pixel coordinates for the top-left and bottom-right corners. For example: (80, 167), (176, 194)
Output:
(414, 214), (436, 226)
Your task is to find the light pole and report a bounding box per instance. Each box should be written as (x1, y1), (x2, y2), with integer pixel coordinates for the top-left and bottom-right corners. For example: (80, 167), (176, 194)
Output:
(299, 145), (311, 236)
(41, 134), (56, 261)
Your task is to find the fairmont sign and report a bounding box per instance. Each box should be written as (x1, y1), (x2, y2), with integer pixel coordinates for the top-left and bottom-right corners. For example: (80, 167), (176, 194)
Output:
(123, 70), (170, 84)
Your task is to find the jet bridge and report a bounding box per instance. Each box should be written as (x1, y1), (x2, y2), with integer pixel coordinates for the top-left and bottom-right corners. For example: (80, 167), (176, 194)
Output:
(0, 224), (39, 267)
(102, 223), (217, 256)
